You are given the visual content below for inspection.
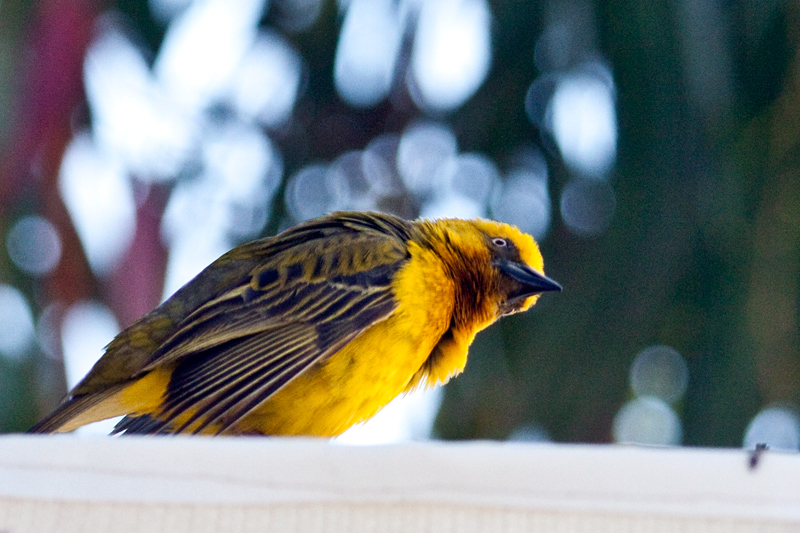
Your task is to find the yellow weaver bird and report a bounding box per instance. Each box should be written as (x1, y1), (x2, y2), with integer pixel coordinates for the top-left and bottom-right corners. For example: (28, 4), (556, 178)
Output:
(31, 211), (560, 436)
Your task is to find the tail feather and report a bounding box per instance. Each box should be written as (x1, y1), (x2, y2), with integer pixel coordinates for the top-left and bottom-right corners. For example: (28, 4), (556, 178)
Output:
(28, 386), (126, 434)
(111, 414), (172, 435)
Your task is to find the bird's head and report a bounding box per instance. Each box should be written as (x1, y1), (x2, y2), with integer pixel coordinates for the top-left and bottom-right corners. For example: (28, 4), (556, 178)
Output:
(423, 218), (561, 319)
(472, 219), (561, 316)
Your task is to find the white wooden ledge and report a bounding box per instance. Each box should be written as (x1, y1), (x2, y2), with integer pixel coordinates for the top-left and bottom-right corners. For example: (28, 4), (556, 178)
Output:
(1, 435), (798, 532)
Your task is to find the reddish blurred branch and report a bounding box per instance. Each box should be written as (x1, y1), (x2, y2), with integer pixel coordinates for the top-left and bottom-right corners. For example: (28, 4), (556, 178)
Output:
(0, 0), (99, 307)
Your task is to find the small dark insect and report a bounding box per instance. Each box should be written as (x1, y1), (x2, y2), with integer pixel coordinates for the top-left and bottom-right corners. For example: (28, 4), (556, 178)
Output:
(748, 443), (768, 470)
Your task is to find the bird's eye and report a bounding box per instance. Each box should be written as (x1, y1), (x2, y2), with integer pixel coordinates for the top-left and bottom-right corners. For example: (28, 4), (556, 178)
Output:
(492, 237), (508, 248)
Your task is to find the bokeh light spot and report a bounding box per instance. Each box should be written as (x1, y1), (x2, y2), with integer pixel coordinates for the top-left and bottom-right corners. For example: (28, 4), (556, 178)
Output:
(410, 0), (491, 110)
(85, 24), (194, 180)
(547, 67), (617, 177)
(744, 405), (800, 451)
(524, 74), (558, 128)
(421, 153), (497, 219)
(0, 285), (35, 361)
(491, 169), (551, 240)
(155, 0), (266, 110)
(630, 345), (689, 404)
(229, 31), (302, 127)
(58, 133), (137, 275)
(508, 424), (552, 442)
(363, 134), (404, 194)
(329, 150), (388, 212)
(161, 183), (245, 300)
(334, 0), (405, 108)
(397, 122), (457, 196)
(285, 164), (347, 221)
(559, 178), (615, 236)
(613, 396), (683, 446)
(61, 301), (120, 389)
(421, 193), (484, 219)
(445, 152), (499, 205)
(202, 121), (280, 203)
(161, 227), (232, 301)
(36, 303), (63, 360)
(6, 216), (62, 276)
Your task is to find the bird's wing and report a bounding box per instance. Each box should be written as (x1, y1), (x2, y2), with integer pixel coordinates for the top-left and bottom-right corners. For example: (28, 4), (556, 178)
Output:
(116, 235), (407, 435)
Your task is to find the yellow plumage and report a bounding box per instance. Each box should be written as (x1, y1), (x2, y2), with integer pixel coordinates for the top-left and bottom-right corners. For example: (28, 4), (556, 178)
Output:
(30, 212), (560, 436)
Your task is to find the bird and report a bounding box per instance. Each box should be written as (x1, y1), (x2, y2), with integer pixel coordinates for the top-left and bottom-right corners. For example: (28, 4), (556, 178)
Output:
(30, 211), (560, 436)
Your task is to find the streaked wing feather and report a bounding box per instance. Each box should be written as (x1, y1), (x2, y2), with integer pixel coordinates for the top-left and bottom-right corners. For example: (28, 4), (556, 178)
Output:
(206, 292), (398, 435)
(143, 272), (390, 371)
(113, 332), (321, 435)
(162, 324), (317, 431)
(181, 343), (320, 434)
(117, 260), (401, 435)
(166, 324), (311, 400)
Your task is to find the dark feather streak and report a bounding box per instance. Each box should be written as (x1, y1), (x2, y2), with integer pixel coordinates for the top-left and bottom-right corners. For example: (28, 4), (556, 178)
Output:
(312, 255), (325, 278)
(330, 262), (396, 288)
(257, 268), (279, 288)
(285, 263), (304, 282)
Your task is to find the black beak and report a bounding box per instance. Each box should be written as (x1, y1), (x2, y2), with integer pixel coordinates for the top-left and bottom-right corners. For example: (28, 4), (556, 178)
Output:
(496, 259), (562, 296)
